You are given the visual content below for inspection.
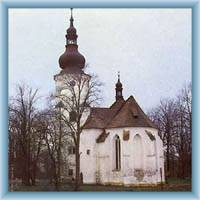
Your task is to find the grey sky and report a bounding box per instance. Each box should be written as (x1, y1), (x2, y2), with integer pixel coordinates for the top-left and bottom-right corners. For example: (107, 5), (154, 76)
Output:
(9, 8), (191, 111)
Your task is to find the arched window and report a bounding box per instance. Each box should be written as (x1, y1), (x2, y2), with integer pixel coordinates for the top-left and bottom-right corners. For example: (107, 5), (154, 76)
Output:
(114, 135), (121, 170)
(133, 134), (143, 169)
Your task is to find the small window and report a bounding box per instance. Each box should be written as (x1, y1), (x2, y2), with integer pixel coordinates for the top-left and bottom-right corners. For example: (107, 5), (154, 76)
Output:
(69, 111), (77, 122)
(117, 91), (121, 96)
(70, 80), (76, 87)
(68, 146), (75, 155)
(87, 149), (90, 155)
(68, 169), (73, 176)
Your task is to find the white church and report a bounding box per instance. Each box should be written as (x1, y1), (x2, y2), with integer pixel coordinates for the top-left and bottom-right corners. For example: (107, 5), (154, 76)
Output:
(54, 9), (165, 186)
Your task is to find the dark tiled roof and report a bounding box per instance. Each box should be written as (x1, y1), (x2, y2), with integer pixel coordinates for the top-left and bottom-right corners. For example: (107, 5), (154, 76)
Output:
(83, 108), (112, 129)
(83, 96), (156, 129)
(107, 96), (156, 128)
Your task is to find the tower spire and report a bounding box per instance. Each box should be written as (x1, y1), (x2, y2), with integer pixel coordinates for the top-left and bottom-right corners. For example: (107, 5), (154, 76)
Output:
(70, 8), (74, 27)
(115, 71), (124, 101)
(118, 71), (120, 81)
(58, 8), (86, 71)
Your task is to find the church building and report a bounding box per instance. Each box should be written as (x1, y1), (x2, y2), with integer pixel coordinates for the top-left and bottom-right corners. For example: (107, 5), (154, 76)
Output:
(55, 9), (165, 185)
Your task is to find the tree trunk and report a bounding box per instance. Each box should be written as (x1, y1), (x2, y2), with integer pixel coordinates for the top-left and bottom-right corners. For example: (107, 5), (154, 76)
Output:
(74, 144), (80, 191)
(22, 153), (31, 185)
(166, 133), (170, 181)
(31, 161), (37, 186)
(52, 160), (59, 191)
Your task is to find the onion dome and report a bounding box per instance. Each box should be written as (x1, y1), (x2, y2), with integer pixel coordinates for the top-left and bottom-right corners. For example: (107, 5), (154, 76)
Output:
(59, 8), (85, 71)
(115, 72), (124, 101)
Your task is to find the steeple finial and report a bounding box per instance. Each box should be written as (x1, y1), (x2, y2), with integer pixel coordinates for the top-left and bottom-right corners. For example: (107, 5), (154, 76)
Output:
(118, 71), (120, 81)
(70, 8), (74, 27)
(115, 71), (124, 101)
(70, 8), (73, 17)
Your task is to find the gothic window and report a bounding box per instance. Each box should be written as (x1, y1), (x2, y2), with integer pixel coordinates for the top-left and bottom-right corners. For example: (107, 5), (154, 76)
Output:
(114, 135), (121, 170)
(133, 134), (143, 169)
(68, 146), (75, 155)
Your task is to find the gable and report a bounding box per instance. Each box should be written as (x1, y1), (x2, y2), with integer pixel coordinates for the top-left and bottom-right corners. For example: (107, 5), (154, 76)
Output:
(107, 96), (156, 128)
(83, 96), (156, 129)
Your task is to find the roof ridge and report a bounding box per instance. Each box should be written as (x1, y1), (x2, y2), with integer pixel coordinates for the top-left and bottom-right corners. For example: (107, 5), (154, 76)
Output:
(83, 95), (157, 129)
(106, 96), (156, 129)
(110, 99), (125, 109)
(130, 97), (156, 128)
(105, 97), (129, 128)
(132, 99), (156, 128)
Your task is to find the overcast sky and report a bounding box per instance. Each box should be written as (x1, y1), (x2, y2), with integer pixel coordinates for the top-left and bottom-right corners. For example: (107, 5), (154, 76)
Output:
(9, 8), (191, 111)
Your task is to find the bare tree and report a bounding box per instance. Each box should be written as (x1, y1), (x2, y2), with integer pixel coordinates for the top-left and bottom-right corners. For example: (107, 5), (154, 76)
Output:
(9, 84), (44, 186)
(148, 82), (192, 180)
(174, 83), (192, 178)
(52, 72), (102, 190)
(42, 107), (68, 190)
(149, 98), (176, 180)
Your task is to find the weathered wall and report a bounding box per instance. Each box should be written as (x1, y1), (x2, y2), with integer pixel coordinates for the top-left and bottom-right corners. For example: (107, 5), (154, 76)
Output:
(54, 72), (91, 127)
(54, 72), (91, 179)
(80, 127), (165, 185)
(54, 72), (165, 185)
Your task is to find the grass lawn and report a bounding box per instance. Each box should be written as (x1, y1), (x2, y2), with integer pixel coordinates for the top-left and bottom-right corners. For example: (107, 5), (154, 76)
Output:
(12, 178), (191, 192)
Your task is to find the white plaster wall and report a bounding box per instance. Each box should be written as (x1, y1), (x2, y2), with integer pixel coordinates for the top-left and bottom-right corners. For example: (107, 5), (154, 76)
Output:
(54, 72), (165, 185)
(54, 72), (91, 178)
(54, 72), (90, 112)
(80, 129), (102, 183)
(156, 133), (165, 182)
(80, 127), (165, 185)
(54, 73), (90, 97)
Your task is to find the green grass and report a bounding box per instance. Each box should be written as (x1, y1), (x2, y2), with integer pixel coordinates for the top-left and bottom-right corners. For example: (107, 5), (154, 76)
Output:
(12, 178), (191, 192)
(167, 177), (191, 184)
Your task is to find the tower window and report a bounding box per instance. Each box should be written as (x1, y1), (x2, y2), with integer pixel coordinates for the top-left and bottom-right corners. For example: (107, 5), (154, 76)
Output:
(67, 40), (77, 45)
(69, 110), (77, 122)
(117, 91), (122, 96)
(68, 169), (73, 176)
(68, 146), (75, 154)
(70, 80), (76, 87)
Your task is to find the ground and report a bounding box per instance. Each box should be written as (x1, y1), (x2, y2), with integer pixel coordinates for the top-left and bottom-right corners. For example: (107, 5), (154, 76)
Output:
(12, 178), (191, 192)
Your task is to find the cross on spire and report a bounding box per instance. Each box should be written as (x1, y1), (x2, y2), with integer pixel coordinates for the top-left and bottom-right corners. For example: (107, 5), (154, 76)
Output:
(70, 8), (74, 27)
(118, 71), (120, 81)
(70, 8), (73, 17)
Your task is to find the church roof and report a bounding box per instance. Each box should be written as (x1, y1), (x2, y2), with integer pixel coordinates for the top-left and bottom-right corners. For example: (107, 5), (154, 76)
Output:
(83, 96), (156, 129)
(83, 108), (112, 129)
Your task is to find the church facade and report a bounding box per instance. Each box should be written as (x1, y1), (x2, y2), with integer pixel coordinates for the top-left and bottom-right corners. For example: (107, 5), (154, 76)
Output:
(55, 9), (165, 185)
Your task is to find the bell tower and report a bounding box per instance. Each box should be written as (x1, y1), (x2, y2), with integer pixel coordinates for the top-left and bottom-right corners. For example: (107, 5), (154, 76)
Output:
(53, 9), (91, 179)
(54, 8), (90, 102)
(58, 8), (86, 72)
(115, 72), (124, 101)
